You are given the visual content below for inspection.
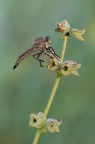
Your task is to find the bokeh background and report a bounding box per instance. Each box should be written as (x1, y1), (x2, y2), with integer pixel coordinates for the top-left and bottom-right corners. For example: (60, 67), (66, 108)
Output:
(0, 0), (95, 144)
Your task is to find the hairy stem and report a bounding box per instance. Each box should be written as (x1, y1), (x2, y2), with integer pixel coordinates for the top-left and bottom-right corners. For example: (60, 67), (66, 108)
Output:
(32, 36), (67, 144)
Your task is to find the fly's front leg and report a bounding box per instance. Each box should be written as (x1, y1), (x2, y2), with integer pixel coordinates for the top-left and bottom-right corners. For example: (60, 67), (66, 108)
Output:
(46, 47), (60, 60)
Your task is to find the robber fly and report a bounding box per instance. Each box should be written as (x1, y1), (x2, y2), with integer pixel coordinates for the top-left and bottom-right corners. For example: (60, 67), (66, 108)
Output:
(13, 36), (60, 69)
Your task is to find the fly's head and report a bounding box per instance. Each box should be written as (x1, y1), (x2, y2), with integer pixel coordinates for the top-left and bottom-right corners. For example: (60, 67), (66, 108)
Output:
(45, 36), (51, 48)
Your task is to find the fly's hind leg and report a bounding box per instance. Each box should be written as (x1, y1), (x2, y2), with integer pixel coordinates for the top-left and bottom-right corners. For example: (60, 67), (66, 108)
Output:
(40, 52), (56, 67)
(33, 51), (55, 67)
(33, 52), (45, 67)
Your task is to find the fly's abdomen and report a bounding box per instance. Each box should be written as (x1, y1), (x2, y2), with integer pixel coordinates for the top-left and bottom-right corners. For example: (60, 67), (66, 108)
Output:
(13, 48), (33, 69)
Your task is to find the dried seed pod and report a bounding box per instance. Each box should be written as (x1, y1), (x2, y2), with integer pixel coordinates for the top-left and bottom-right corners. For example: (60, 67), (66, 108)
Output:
(62, 60), (81, 76)
(55, 20), (70, 33)
(45, 118), (62, 133)
(29, 112), (46, 129)
(71, 29), (85, 41)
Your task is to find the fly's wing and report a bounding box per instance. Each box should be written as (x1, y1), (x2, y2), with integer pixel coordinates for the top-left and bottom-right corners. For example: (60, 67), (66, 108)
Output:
(13, 47), (34, 69)
(33, 37), (44, 43)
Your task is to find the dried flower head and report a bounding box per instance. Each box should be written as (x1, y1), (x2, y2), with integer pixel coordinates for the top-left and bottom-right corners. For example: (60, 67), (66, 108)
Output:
(62, 60), (81, 76)
(29, 112), (62, 133)
(45, 118), (62, 133)
(55, 20), (85, 41)
(40, 54), (81, 76)
(71, 29), (85, 41)
(29, 112), (46, 129)
(55, 20), (70, 33)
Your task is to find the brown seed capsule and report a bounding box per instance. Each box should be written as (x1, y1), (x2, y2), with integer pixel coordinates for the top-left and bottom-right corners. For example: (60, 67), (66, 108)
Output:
(55, 20), (70, 33)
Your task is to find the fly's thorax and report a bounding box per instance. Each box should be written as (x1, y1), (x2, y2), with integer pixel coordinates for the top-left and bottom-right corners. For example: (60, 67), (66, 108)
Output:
(32, 36), (51, 51)
(36, 39), (50, 50)
(32, 37), (44, 48)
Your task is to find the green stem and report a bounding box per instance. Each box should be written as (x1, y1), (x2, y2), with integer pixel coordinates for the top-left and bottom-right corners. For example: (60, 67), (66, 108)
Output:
(32, 130), (41, 144)
(32, 36), (67, 144)
(42, 37), (67, 121)
(42, 76), (60, 121)
(60, 37), (67, 64)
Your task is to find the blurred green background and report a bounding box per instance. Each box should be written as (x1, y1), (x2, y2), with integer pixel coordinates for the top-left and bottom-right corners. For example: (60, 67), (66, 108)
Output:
(0, 0), (95, 144)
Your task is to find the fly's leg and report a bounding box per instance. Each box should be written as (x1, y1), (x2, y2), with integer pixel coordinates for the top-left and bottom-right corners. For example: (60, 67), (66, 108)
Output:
(46, 47), (60, 60)
(33, 52), (53, 67)
(33, 52), (45, 67)
(39, 61), (46, 67)
(33, 51), (43, 60)
(33, 51), (56, 67)
(39, 52), (55, 67)
(43, 52), (53, 59)
(39, 52), (52, 67)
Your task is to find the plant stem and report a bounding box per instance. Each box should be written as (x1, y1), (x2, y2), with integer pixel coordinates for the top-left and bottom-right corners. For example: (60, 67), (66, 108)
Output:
(42, 76), (60, 121)
(32, 130), (41, 144)
(60, 37), (67, 64)
(32, 36), (67, 144)
(42, 37), (67, 121)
